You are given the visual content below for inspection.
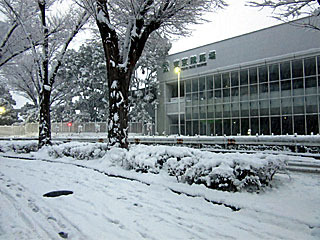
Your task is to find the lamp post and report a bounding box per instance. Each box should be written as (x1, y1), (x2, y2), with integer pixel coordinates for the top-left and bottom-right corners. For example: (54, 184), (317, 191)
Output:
(0, 106), (5, 115)
(174, 67), (181, 136)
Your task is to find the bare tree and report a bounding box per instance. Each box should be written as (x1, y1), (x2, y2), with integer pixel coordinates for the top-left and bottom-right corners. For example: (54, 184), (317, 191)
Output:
(80, 0), (227, 149)
(1, 0), (90, 148)
(248, 0), (320, 31)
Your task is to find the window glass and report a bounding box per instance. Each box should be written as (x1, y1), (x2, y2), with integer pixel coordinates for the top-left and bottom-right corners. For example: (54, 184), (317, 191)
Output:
(185, 93), (192, 106)
(259, 83), (268, 94)
(250, 84), (258, 95)
(186, 79), (192, 93)
(231, 87), (239, 97)
(282, 116), (292, 135)
(223, 104), (231, 117)
(292, 78), (304, 89)
(206, 75), (213, 90)
(260, 117), (270, 135)
(223, 88), (230, 99)
(306, 115), (319, 134)
(271, 117), (281, 135)
(192, 107), (199, 119)
(200, 106), (206, 119)
(294, 116), (305, 135)
(186, 107), (192, 120)
(281, 80), (291, 91)
(249, 67), (257, 84)
(231, 71), (239, 86)
(293, 97), (304, 114)
(207, 105), (214, 118)
(304, 57), (316, 76)
(240, 86), (248, 101)
(259, 100), (269, 115)
(306, 95), (317, 114)
(270, 82), (279, 92)
(240, 102), (249, 117)
(251, 118), (259, 135)
(192, 78), (198, 92)
(215, 104), (222, 118)
(259, 66), (268, 83)
(199, 91), (206, 103)
(269, 64), (279, 81)
(281, 98), (292, 114)
(193, 120), (199, 135)
(241, 118), (249, 135)
(280, 61), (291, 80)
(223, 119), (231, 135)
(250, 101), (258, 116)
(292, 59), (303, 78)
(270, 99), (280, 115)
(305, 77), (317, 94)
(318, 56), (320, 75)
(200, 120), (206, 135)
(222, 73), (230, 88)
(240, 69), (248, 85)
(199, 77), (205, 91)
(214, 74), (221, 89)
(215, 89), (222, 102)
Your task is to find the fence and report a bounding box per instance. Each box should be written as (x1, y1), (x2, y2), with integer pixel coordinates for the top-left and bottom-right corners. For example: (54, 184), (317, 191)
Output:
(0, 121), (155, 137)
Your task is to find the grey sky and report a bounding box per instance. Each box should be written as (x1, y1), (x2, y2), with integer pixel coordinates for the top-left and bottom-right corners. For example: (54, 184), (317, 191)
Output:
(169, 0), (280, 54)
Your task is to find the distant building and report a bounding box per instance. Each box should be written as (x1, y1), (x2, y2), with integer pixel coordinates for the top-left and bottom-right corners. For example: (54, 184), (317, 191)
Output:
(157, 17), (320, 136)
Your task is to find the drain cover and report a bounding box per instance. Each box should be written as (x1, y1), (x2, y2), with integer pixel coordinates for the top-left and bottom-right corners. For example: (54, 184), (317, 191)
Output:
(43, 190), (73, 198)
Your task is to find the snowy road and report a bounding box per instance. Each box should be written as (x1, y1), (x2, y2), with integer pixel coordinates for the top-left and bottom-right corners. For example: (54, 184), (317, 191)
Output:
(1, 156), (320, 240)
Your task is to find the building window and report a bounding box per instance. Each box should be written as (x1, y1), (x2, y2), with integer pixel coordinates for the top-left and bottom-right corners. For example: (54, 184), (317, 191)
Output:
(214, 74), (222, 89)
(280, 61), (291, 80)
(199, 53), (206, 63)
(304, 57), (316, 76)
(240, 69), (248, 85)
(190, 56), (197, 65)
(269, 64), (279, 81)
(259, 66), (268, 83)
(249, 67), (258, 84)
(209, 50), (216, 60)
(292, 59), (303, 79)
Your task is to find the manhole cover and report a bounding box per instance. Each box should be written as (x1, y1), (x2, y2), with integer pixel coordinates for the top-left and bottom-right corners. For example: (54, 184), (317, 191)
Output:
(43, 190), (73, 198)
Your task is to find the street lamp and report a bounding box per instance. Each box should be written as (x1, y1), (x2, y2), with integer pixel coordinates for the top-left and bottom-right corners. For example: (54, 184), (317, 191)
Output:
(174, 66), (181, 136)
(0, 106), (5, 115)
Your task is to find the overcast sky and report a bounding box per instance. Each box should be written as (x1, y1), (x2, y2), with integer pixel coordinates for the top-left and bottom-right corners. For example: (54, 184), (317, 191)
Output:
(169, 0), (280, 54)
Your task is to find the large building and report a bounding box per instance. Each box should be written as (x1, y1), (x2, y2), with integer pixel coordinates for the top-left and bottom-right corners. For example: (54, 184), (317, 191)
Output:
(157, 17), (320, 136)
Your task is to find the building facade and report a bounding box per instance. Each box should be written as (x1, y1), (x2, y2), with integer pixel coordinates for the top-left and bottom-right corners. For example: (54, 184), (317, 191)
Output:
(157, 17), (320, 136)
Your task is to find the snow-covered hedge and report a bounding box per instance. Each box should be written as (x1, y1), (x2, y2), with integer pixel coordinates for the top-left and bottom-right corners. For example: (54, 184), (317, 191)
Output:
(0, 141), (38, 153)
(123, 145), (287, 192)
(45, 142), (110, 160)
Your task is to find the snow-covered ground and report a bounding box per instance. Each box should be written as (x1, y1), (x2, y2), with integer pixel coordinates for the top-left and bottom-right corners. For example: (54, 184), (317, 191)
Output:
(1, 143), (320, 239)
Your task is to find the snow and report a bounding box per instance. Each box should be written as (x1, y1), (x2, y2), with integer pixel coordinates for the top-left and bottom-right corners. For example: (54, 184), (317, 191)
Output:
(1, 141), (320, 239)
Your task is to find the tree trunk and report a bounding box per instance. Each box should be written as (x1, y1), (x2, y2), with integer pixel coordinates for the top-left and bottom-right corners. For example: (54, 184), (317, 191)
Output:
(38, 0), (51, 148)
(38, 88), (51, 147)
(107, 67), (131, 149)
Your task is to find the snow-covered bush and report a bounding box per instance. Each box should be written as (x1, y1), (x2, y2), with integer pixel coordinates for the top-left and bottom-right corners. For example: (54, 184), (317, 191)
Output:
(0, 141), (38, 153)
(125, 145), (287, 192)
(45, 142), (109, 160)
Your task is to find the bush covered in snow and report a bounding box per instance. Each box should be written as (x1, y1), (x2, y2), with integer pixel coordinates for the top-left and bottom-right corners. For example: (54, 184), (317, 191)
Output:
(46, 142), (109, 160)
(123, 145), (287, 192)
(0, 141), (38, 153)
